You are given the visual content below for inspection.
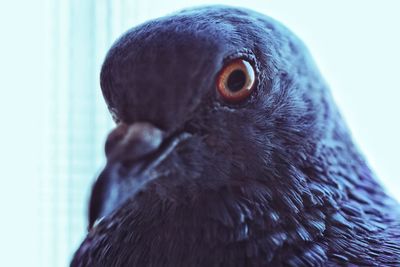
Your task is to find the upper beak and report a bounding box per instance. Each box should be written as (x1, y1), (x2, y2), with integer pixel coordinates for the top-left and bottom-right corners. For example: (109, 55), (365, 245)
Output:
(88, 122), (190, 229)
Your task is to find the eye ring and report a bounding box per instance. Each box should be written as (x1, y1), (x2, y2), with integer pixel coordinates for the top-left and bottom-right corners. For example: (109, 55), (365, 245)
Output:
(216, 59), (256, 103)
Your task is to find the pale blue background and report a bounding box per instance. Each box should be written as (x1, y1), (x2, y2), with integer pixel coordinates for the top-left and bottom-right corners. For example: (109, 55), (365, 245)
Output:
(0, 0), (399, 266)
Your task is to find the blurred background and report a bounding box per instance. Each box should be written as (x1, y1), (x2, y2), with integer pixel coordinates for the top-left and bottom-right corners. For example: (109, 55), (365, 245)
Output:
(0, 0), (399, 266)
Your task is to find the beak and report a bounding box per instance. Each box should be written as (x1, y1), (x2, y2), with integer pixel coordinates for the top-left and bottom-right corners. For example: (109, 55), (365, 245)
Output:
(88, 122), (190, 229)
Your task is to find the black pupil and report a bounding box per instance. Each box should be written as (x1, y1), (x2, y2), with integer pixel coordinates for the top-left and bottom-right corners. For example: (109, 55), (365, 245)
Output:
(227, 69), (246, 92)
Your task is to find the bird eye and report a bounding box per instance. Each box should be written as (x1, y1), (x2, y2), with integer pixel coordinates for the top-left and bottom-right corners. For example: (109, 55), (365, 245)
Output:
(216, 59), (256, 103)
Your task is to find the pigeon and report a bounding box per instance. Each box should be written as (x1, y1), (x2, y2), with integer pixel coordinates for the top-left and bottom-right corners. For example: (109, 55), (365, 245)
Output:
(71, 5), (400, 267)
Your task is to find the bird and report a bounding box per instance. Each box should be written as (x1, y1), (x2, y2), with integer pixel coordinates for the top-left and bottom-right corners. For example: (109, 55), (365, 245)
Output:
(71, 5), (400, 267)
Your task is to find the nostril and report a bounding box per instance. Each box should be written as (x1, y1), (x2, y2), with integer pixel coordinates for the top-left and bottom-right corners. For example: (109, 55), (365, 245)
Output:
(123, 122), (164, 148)
(105, 122), (164, 162)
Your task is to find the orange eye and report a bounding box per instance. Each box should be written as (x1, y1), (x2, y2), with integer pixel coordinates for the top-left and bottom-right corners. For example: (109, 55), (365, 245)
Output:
(216, 59), (256, 103)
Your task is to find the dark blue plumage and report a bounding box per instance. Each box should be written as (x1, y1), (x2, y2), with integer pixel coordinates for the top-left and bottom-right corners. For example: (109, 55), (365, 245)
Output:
(71, 6), (400, 266)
